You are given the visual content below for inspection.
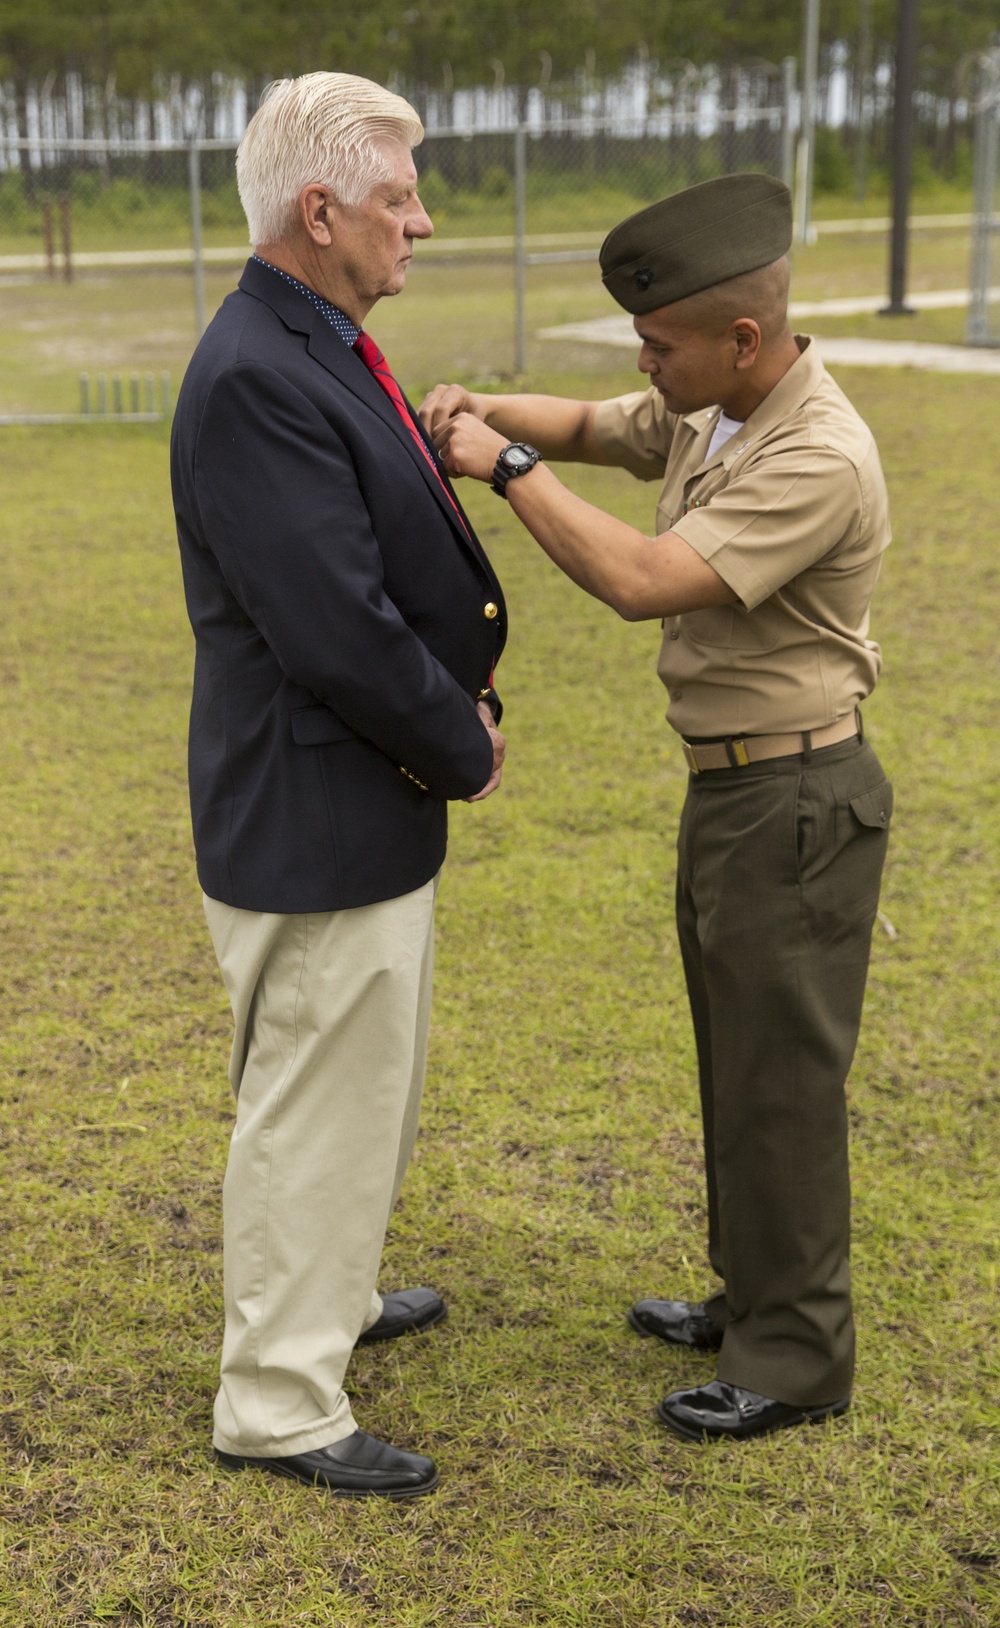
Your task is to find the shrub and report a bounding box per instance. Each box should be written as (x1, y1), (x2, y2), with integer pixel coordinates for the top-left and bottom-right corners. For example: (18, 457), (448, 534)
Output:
(814, 128), (851, 194)
(416, 166), (451, 216)
(480, 163), (513, 200)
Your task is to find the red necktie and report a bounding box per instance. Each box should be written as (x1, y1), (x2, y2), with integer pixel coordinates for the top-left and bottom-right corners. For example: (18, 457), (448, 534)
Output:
(353, 330), (470, 537)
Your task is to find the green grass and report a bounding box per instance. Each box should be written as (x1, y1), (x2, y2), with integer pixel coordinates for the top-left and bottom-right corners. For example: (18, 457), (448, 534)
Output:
(1, 358), (999, 1624)
(0, 164), (975, 258)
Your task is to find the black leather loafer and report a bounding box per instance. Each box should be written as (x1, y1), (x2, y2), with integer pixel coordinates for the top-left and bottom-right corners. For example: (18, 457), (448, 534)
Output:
(628, 1298), (724, 1351)
(356, 1287), (447, 1345)
(657, 1379), (850, 1442)
(215, 1429), (439, 1498)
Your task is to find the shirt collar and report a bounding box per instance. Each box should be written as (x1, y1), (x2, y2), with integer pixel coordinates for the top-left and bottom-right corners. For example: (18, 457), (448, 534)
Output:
(251, 255), (361, 347)
(683, 336), (825, 469)
(723, 336), (824, 454)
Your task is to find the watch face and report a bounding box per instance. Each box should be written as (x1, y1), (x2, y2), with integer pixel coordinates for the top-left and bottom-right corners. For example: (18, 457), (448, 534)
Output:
(505, 447), (532, 467)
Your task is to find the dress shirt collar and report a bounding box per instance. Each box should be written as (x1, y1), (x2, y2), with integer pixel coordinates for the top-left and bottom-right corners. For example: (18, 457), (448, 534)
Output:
(251, 255), (360, 346)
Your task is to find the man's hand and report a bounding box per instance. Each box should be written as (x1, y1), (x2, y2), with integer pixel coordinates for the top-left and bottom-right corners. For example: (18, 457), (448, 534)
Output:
(419, 383), (487, 438)
(434, 413), (509, 484)
(466, 699), (506, 801)
(421, 384), (610, 466)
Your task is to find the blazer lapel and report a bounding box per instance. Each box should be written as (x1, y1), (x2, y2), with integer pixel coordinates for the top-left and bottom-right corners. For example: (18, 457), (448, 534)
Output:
(307, 320), (494, 568)
(237, 261), (491, 567)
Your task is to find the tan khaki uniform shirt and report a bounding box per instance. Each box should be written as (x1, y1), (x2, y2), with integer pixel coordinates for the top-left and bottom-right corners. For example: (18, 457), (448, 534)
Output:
(592, 336), (890, 738)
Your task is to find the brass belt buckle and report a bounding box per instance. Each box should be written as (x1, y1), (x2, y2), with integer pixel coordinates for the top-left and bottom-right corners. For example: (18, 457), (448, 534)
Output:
(728, 737), (751, 768)
(682, 740), (700, 774)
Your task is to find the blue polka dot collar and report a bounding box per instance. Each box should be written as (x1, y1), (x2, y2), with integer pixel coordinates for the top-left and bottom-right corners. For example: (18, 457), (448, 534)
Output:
(252, 256), (360, 347)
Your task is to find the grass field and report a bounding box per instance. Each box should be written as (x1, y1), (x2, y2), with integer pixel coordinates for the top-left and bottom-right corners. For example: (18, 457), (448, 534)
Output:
(1, 353), (999, 1625)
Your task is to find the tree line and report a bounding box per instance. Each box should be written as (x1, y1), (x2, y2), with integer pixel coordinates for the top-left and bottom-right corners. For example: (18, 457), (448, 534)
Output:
(0, 0), (996, 176)
(2, 0), (997, 97)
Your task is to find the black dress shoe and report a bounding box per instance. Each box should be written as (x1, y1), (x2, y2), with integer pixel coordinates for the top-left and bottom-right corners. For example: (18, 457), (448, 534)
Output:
(628, 1298), (724, 1351)
(215, 1429), (439, 1498)
(657, 1380), (850, 1442)
(356, 1287), (447, 1345)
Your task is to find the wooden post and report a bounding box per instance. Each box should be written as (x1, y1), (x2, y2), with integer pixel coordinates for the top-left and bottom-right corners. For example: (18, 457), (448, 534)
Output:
(42, 198), (56, 278)
(59, 194), (73, 283)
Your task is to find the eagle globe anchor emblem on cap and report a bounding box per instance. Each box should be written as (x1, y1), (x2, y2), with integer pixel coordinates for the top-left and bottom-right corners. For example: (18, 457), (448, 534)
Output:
(634, 267), (653, 291)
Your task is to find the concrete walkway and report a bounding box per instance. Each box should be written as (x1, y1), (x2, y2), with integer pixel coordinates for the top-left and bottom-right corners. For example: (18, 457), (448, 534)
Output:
(0, 213), (976, 276)
(539, 307), (1000, 374)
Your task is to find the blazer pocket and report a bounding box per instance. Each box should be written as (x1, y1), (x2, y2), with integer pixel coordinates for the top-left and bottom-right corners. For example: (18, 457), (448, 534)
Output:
(848, 781), (893, 831)
(290, 705), (358, 747)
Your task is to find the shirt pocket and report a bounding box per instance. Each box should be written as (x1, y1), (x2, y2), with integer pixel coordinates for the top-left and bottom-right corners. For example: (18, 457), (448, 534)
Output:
(682, 601), (782, 652)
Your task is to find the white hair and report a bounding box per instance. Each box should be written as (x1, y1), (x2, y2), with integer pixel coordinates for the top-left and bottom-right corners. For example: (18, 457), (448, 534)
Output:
(236, 72), (424, 246)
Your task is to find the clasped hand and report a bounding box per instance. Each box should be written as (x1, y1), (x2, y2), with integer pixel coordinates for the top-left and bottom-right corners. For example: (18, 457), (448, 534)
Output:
(468, 699), (505, 803)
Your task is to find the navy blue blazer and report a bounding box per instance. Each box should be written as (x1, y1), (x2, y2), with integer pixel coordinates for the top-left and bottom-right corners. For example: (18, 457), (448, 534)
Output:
(170, 258), (506, 913)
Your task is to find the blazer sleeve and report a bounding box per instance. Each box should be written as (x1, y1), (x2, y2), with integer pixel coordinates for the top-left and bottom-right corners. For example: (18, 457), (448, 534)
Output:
(192, 360), (494, 800)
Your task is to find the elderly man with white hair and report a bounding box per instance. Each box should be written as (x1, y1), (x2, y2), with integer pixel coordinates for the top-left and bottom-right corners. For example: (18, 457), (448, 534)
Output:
(170, 72), (506, 1498)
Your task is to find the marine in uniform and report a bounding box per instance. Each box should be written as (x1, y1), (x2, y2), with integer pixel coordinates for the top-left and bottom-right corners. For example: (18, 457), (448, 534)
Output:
(420, 174), (893, 1441)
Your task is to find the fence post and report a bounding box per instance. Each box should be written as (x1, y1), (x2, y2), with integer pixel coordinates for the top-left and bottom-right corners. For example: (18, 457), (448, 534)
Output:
(781, 57), (797, 192)
(189, 137), (206, 339)
(967, 59), (999, 346)
(514, 122), (527, 375)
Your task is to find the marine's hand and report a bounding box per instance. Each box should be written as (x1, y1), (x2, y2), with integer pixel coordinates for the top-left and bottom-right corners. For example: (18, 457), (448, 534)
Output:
(419, 383), (485, 438)
(434, 413), (508, 483)
(466, 699), (506, 801)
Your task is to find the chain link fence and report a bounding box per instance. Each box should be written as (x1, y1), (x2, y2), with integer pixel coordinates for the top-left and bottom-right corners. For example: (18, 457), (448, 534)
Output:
(0, 69), (792, 419)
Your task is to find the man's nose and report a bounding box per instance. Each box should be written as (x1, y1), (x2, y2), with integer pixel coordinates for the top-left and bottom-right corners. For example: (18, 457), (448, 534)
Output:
(407, 203), (434, 239)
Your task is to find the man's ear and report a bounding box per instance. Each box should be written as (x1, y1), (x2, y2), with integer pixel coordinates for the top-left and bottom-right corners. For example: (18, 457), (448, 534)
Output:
(732, 318), (762, 370)
(300, 186), (334, 247)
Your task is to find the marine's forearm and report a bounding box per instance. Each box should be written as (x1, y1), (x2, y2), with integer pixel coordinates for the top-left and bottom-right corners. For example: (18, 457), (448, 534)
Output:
(504, 464), (734, 621)
(470, 393), (610, 464)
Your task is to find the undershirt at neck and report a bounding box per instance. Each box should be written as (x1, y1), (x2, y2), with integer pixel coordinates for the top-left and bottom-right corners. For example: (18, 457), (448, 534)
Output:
(706, 410), (745, 461)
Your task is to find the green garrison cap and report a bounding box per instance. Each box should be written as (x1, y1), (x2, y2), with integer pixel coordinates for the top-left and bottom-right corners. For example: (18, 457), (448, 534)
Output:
(600, 173), (792, 315)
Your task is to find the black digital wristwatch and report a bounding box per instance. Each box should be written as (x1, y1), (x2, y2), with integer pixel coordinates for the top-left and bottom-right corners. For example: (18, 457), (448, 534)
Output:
(490, 442), (543, 498)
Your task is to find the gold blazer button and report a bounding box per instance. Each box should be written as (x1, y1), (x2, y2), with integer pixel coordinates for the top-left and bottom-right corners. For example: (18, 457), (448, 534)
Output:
(484, 602), (498, 619)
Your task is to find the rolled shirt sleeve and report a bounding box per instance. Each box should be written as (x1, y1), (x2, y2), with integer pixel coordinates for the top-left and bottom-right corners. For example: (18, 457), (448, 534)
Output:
(592, 387), (678, 480)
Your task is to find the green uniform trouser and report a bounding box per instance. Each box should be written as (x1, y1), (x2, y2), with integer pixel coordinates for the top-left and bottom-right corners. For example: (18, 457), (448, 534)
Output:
(675, 735), (892, 1407)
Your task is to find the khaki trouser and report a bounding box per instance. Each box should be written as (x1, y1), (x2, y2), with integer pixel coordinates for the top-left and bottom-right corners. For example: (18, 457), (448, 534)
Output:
(203, 875), (438, 1458)
(675, 737), (891, 1407)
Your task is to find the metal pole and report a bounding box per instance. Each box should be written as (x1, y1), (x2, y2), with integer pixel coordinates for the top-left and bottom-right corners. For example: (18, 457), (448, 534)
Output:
(514, 123), (527, 375)
(781, 57), (797, 192)
(188, 137), (206, 338)
(794, 0), (820, 244)
(854, 0), (873, 203)
(880, 0), (918, 315)
(967, 59), (999, 346)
